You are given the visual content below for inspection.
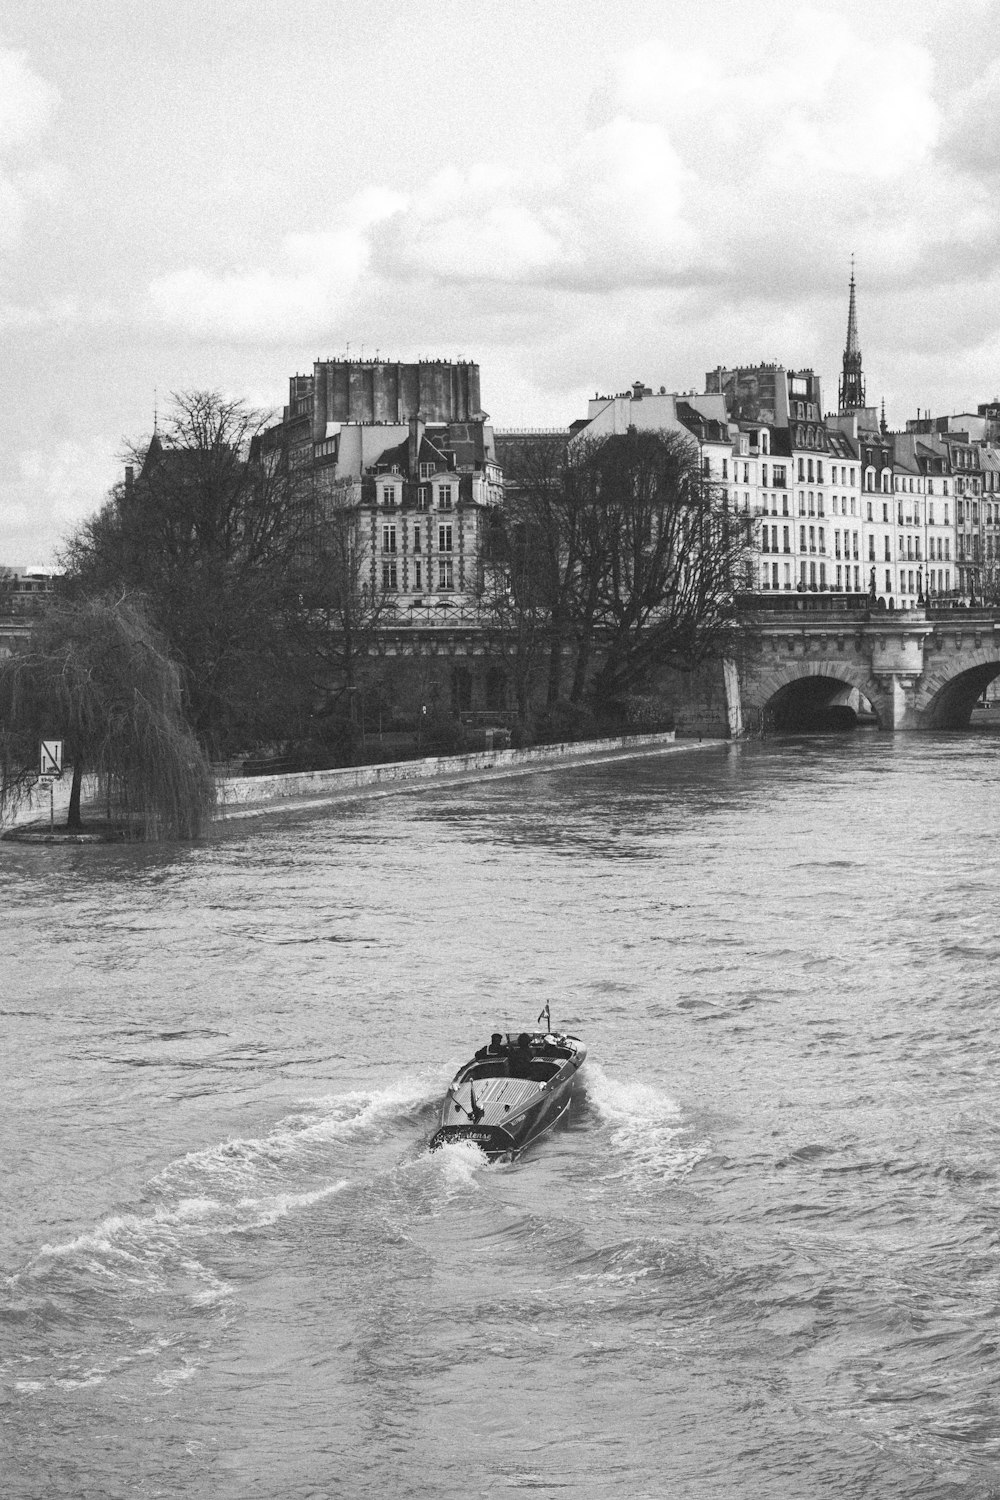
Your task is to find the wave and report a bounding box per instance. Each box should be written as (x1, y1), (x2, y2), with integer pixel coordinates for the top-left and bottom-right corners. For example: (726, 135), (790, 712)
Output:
(157, 1076), (439, 1196)
(582, 1064), (709, 1182)
(35, 1179), (351, 1272)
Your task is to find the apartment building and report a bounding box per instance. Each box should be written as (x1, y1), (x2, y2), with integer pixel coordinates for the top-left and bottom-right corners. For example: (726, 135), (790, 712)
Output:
(258, 359), (502, 612)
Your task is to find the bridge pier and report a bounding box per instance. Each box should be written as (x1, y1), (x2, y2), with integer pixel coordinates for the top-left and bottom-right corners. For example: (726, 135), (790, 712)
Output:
(870, 673), (920, 731)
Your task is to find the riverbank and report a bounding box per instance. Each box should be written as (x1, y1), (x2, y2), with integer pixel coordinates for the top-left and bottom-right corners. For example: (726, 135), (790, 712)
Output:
(2, 732), (726, 839)
(217, 730), (726, 822)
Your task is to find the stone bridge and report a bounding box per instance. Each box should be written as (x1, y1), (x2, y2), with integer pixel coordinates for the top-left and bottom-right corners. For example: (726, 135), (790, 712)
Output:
(6, 600), (999, 734)
(736, 599), (1000, 731)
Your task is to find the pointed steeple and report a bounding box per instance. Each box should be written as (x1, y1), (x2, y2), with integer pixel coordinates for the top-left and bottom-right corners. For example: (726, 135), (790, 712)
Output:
(838, 258), (866, 413)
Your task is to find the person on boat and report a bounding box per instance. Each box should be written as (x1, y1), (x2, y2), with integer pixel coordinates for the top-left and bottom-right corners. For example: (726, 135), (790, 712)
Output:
(510, 1033), (534, 1072)
(475, 1032), (506, 1060)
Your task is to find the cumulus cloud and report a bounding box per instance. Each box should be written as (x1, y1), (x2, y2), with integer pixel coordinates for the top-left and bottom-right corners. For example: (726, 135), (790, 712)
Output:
(942, 53), (1000, 178)
(0, 48), (58, 247)
(142, 8), (1000, 347)
(148, 187), (406, 340)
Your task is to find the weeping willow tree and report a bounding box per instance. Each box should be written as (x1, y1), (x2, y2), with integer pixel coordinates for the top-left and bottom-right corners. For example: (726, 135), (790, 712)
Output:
(0, 593), (216, 839)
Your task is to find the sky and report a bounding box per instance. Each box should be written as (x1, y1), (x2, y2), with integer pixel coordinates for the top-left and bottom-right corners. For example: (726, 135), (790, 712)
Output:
(2, 0), (1000, 565)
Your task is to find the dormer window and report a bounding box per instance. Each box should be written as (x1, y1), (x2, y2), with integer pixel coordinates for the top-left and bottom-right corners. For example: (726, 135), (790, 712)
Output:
(438, 484), (454, 511)
(419, 462), (433, 480)
(381, 485), (397, 508)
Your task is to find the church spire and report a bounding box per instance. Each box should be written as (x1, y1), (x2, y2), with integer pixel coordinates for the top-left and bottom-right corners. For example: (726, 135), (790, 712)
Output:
(839, 258), (866, 413)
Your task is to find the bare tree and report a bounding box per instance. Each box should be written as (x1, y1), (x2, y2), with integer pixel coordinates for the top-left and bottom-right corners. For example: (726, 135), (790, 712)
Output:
(284, 503), (395, 757)
(490, 428), (751, 716)
(578, 428), (752, 704)
(474, 507), (545, 725)
(492, 436), (614, 709)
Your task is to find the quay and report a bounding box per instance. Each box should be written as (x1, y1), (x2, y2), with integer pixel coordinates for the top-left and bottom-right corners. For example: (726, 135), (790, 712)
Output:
(2, 731), (728, 840)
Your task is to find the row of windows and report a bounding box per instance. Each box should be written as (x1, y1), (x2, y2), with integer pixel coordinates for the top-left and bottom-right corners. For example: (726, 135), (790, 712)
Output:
(955, 500), (995, 524)
(759, 561), (955, 595)
(758, 524), (952, 565)
(794, 492), (860, 518)
(759, 562), (864, 590)
(765, 494), (953, 527)
(894, 475), (947, 495)
(380, 483), (454, 510)
(759, 525), (861, 557)
(382, 524), (454, 553)
(381, 559), (455, 591)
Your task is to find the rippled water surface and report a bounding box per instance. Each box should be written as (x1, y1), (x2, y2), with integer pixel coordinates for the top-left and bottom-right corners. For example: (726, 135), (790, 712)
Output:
(4, 735), (1000, 1498)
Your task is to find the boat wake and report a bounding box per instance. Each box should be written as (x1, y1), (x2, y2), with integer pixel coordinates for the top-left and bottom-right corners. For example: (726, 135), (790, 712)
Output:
(4, 1078), (443, 1396)
(157, 1075), (438, 1196)
(582, 1064), (709, 1183)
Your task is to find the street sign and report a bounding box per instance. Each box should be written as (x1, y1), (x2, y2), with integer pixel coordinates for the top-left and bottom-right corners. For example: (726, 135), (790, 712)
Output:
(40, 741), (62, 776)
(37, 776), (54, 790)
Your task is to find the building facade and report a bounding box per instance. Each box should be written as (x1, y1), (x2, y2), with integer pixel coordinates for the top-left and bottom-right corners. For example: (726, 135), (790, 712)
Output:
(259, 359), (502, 614)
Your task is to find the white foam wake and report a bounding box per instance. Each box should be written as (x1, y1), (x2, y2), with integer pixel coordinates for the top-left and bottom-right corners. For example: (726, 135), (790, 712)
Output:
(157, 1076), (437, 1195)
(34, 1179), (350, 1278)
(584, 1063), (708, 1181)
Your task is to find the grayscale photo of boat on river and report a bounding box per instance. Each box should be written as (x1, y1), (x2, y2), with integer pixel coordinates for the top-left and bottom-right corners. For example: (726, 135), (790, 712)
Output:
(5, 734), (1000, 1499)
(4, 5), (1000, 1495)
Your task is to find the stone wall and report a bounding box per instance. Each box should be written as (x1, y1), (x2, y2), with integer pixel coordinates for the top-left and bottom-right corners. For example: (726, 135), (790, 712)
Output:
(218, 731), (679, 812)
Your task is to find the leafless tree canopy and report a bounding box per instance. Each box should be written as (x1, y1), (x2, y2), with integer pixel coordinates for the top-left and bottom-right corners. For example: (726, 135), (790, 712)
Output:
(488, 428), (752, 714)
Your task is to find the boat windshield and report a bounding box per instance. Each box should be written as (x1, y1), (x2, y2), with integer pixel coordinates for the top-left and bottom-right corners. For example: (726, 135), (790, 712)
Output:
(468, 1054), (563, 1083)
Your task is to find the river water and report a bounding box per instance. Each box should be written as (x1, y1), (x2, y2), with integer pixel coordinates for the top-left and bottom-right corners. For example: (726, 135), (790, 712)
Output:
(3, 735), (1000, 1499)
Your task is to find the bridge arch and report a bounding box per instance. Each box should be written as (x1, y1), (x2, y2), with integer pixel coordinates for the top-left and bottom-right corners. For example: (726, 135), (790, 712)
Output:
(744, 658), (887, 731)
(917, 652), (1000, 729)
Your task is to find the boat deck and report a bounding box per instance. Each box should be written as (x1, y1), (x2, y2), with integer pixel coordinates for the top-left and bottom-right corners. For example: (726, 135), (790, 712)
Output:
(449, 1076), (543, 1128)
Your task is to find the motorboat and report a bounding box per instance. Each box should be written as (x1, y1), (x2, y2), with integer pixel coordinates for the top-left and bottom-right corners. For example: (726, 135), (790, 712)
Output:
(428, 1012), (586, 1160)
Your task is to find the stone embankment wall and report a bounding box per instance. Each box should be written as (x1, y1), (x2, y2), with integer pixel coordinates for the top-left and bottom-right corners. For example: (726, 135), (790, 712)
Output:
(647, 660), (733, 738)
(1, 731), (682, 830)
(217, 731), (679, 812)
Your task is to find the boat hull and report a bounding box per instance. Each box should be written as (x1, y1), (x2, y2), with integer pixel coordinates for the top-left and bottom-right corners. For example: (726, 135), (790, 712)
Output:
(430, 1030), (586, 1160)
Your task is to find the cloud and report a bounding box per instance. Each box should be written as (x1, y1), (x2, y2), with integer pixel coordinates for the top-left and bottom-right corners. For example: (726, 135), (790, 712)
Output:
(141, 8), (1000, 357)
(148, 187), (405, 340)
(0, 48), (58, 247)
(1, 436), (119, 566)
(15, 438), (120, 534)
(942, 54), (1000, 179)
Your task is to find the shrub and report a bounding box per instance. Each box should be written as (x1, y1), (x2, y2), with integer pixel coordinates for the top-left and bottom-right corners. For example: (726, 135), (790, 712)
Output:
(598, 693), (675, 735)
(533, 700), (598, 744)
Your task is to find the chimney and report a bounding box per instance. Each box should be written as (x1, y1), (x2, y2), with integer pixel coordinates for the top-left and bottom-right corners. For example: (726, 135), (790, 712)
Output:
(408, 414), (424, 477)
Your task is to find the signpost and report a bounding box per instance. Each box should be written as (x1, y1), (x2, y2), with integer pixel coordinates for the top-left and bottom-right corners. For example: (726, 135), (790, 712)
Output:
(40, 741), (63, 776)
(39, 741), (63, 832)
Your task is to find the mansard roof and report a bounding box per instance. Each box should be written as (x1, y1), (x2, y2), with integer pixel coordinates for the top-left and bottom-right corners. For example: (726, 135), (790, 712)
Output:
(675, 401), (730, 444)
(370, 429), (452, 476)
(825, 430), (857, 459)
